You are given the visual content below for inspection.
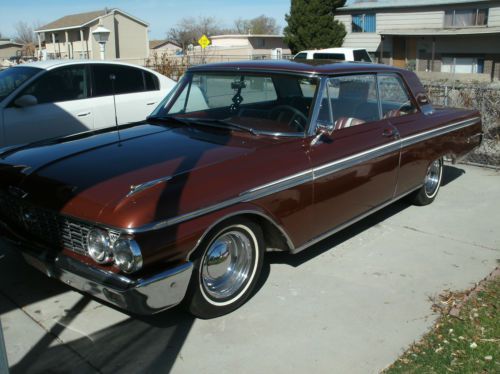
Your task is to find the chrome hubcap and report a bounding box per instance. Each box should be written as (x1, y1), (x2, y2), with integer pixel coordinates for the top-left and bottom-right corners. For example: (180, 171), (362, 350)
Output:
(202, 230), (253, 300)
(424, 159), (441, 196)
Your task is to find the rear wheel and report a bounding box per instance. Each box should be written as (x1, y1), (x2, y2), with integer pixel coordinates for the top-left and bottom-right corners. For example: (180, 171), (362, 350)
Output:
(186, 218), (264, 319)
(410, 157), (443, 206)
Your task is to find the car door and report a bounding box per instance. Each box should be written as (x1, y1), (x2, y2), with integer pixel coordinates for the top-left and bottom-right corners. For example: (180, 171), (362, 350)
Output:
(307, 74), (401, 240)
(91, 64), (160, 128)
(2, 65), (94, 146)
(376, 73), (428, 196)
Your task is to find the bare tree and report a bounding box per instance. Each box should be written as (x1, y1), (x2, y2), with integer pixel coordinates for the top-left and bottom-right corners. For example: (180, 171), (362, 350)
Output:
(234, 15), (281, 35)
(167, 16), (223, 52)
(14, 21), (36, 45)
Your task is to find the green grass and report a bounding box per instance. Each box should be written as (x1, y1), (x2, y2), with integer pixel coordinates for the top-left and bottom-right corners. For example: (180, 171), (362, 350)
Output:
(385, 274), (500, 373)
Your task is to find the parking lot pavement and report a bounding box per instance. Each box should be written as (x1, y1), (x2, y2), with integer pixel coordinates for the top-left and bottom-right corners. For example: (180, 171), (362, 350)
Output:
(0, 164), (499, 374)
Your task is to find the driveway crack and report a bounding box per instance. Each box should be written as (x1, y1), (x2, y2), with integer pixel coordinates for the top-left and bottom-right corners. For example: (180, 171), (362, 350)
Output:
(398, 225), (499, 251)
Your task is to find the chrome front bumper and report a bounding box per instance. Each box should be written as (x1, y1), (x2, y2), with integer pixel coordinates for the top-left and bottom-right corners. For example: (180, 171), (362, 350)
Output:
(0, 218), (193, 315)
(21, 251), (193, 315)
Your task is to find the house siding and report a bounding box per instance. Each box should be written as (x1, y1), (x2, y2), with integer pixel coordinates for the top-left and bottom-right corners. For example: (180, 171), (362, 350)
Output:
(489, 6), (500, 26)
(376, 10), (444, 30)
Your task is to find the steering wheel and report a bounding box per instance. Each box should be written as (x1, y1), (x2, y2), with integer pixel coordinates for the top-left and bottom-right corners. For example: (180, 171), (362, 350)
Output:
(269, 105), (308, 132)
(397, 100), (414, 113)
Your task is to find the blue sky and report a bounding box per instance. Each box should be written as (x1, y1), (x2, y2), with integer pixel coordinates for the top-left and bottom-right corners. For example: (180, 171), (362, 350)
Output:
(0, 0), (295, 39)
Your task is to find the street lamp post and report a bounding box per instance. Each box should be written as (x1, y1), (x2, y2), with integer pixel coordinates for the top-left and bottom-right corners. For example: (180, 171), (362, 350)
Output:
(92, 25), (111, 60)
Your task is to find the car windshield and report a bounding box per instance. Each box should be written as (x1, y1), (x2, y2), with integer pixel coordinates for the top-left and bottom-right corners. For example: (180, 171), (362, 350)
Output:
(152, 72), (319, 136)
(0, 66), (41, 102)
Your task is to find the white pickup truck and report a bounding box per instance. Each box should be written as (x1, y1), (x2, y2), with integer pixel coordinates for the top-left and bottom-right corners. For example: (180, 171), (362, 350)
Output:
(293, 48), (372, 62)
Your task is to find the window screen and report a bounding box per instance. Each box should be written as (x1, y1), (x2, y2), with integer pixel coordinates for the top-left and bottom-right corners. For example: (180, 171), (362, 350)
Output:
(352, 13), (376, 32)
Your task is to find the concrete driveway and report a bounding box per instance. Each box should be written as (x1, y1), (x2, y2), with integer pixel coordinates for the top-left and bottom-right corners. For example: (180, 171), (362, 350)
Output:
(1, 164), (499, 374)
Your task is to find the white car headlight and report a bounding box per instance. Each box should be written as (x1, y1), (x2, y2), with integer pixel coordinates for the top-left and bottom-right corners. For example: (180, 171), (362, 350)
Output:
(112, 238), (143, 273)
(87, 229), (113, 264)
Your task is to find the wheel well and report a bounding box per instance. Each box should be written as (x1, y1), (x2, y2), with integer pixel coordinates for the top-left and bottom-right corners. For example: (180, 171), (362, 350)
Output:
(187, 212), (293, 261)
(239, 213), (291, 252)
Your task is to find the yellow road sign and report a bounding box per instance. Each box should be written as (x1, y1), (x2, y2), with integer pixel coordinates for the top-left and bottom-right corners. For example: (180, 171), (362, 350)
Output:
(198, 34), (210, 49)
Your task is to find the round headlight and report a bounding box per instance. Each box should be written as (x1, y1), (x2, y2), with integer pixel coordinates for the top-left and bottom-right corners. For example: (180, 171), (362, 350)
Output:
(112, 238), (143, 273)
(87, 229), (113, 263)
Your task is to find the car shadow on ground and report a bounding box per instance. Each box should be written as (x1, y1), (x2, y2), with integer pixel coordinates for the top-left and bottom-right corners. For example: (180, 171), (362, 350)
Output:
(2, 164), (466, 374)
(262, 164), (466, 271)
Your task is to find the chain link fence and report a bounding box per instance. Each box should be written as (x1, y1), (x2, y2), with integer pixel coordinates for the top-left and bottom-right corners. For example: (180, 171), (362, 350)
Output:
(423, 83), (500, 166)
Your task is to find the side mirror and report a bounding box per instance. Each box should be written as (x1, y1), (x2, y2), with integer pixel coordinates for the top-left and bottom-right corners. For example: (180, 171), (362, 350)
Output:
(311, 121), (334, 145)
(14, 95), (38, 108)
(416, 93), (434, 115)
(316, 121), (334, 136)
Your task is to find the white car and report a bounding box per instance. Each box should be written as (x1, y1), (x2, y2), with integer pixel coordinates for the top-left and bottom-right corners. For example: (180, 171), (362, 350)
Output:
(293, 48), (372, 62)
(0, 60), (175, 147)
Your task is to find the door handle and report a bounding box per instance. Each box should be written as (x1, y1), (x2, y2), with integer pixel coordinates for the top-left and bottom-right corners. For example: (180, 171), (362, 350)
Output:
(77, 111), (91, 117)
(382, 128), (400, 139)
(146, 102), (156, 106)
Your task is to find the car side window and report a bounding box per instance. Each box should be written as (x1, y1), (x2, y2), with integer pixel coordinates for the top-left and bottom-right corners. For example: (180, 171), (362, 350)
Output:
(21, 65), (88, 104)
(144, 71), (160, 91)
(378, 75), (418, 118)
(92, 65), (145, 96)
(328, 74), (379, 130)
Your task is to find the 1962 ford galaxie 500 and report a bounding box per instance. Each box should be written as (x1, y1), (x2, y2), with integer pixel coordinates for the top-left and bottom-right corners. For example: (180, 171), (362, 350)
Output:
(0, 60), (483, 318)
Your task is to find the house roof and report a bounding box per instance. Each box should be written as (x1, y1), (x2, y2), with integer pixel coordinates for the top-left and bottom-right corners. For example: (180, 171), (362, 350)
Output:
(0, 39), (23, 47)
(149, 40), (181, 49)
(36, 8), (148, 32)
(339, 0), (493, 11)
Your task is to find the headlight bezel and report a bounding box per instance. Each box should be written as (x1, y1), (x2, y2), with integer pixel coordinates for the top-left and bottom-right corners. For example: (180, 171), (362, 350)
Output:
(86, 228), (113, 264)
(112, 237), (143, 274)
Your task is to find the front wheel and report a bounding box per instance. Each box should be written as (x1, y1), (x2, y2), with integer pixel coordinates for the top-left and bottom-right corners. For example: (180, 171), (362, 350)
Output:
(185, 218), (264, 319)
(410, 157), (443, 206)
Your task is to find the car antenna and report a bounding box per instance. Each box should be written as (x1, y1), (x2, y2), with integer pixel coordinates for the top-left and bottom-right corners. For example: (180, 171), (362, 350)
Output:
(109, 73), (122, 145)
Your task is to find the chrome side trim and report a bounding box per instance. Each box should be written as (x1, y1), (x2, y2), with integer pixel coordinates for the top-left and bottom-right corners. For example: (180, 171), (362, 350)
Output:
(290, 184), (422, 254)
(186, 210), (296, 260)
(402, 117), (480, 148)
(314, 139), (401, 179)
(126, 116), (480, 234)
(127, 176), (173, 197)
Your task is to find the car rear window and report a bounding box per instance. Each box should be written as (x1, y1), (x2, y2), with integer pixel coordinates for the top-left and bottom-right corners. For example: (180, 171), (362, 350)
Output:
(313, 53), (346, 60)
(353, 50), (372, 62)
(92, 64), (146, 96)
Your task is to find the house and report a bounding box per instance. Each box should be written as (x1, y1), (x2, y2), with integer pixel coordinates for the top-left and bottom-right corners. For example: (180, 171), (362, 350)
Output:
(149, 40), (182, 56)
(335, 0), (500, 80)
(190, 34), (292, 62)
(0, 39), (23, 59)
(35, 8), (149, 64)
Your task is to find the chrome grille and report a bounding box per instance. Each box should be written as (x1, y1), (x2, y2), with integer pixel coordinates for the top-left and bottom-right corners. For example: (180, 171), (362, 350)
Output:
(0, 191), (99, 254)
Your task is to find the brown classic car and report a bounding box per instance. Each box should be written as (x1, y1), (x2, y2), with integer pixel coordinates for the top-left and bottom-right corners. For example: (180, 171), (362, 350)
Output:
(0, 61), (482, 318)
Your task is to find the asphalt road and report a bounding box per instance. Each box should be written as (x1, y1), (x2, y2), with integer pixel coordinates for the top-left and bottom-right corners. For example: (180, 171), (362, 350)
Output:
(0, 164), (499, 374)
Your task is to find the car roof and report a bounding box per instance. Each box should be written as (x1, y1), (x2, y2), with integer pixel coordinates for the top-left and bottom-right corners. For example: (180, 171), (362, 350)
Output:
(13, 59), (157, 72)
(188, 60), (404, 75)
(296, 48), (366, 54)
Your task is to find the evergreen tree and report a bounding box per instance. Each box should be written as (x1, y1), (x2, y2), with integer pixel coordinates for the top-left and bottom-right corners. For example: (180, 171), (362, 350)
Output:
(284, 0), (347, 54)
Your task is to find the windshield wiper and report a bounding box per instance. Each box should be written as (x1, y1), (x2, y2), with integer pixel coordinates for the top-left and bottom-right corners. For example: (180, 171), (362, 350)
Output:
(187, 118), (258, 135)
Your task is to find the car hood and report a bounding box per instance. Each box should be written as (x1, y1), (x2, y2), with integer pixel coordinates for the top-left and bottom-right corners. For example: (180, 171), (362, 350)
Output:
(0, 122), (280, 228)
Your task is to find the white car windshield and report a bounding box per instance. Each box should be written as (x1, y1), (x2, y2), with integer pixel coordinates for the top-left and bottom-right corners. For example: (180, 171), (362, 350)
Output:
(0, 66), (41, 102)
(152, 72), (319, 136)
